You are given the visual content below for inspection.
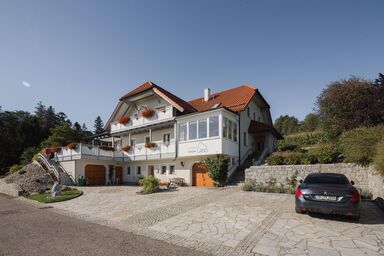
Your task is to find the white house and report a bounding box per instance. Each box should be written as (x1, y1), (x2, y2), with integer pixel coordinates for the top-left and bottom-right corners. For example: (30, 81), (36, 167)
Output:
(56, 81), (282, 186)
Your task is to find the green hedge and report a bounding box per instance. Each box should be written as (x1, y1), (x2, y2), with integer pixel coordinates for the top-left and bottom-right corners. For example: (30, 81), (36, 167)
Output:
(307, 144), (343, 164)
(278, 131), (329, 149)
(340, 125), (384, 166)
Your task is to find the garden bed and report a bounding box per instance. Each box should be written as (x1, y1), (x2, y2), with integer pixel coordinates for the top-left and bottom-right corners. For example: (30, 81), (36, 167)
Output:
(27, 187), (82, 203)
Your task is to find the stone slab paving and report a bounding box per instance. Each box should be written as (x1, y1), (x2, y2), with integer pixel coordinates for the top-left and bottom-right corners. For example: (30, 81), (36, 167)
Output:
(49, 186), (384, 256)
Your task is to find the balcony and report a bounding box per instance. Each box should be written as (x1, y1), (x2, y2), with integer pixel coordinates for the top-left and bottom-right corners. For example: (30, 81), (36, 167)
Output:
(56, 142), (176, 162)
(110, 105), (174, 133)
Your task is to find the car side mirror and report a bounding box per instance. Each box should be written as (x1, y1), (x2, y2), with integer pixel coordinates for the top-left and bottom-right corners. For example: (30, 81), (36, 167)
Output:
(298, 179), (303, 184)
(350, 181), (355, 185)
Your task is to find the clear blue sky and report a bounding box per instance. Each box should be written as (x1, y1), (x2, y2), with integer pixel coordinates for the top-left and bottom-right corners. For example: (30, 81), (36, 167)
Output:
(0, 0), (383, 129)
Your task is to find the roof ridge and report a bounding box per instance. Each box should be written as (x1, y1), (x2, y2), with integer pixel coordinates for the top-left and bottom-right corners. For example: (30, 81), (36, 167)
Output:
(188, 84), (257, 102)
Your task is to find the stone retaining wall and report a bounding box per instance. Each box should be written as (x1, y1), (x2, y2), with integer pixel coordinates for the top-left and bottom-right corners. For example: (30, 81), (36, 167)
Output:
(0, 179), (22, 197)
(245, 164), (384, 199)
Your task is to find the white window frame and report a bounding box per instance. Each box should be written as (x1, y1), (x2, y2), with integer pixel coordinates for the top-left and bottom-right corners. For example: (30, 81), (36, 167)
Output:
(188, 121), (197, 140)
(208, 115), (219, 138)
(179, 123), (187, 141)
(198, 119), (208, 139)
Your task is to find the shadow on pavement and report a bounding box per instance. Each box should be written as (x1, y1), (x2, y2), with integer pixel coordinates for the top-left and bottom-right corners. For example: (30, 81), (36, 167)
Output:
(307, 200), (384, 225)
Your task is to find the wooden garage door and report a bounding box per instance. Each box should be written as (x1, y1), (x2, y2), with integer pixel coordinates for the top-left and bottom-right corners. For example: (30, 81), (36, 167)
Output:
(85, 165), (106, 186)
(115, 166), (123, 185)
(192, 163), (214, 187)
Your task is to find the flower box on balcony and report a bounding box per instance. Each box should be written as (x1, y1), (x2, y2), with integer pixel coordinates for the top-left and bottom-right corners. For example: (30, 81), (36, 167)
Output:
(121, 145), (132, 152)
(67, 142), (79, 150)
(141, 108), (155, 118)
(118, 116), (130, 125)
(144, 142), (157, 149)
(99, 145), (115, 151)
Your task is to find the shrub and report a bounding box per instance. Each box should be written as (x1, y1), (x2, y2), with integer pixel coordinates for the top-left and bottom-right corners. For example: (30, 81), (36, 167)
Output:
(266, 153), (285, 165)
(374, 139), (384, 176)
(279, 131), (329, 147)
(204, 154), (229, 187)
(278, 141), (300, 152)
(118, 116), (130, 124)
(341, 125), (384, 166)
(20, 146), (41, 165)
(138, 176), (160, 194)
(141, 108), (155, 118)
(308, 144), (342, 164)
(9, 164), (23, 174)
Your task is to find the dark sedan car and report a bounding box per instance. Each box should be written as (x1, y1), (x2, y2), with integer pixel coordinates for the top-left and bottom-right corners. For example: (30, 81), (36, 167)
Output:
(295, 173), (361, 219)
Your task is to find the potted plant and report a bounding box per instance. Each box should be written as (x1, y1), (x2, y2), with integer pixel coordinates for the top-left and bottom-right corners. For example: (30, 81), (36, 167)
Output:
(141, 108), (155, 118)
(67, 142), (79, 150)
(144, 142), (157, 148)
(99, 145), (115, 151)
(121, 145), (132, 152)
(118, 116), (130, 125)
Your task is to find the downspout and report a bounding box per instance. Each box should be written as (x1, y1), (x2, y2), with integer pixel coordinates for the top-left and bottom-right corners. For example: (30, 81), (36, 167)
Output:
(238, 112), (241, 166)
(173, 121), (178, 161)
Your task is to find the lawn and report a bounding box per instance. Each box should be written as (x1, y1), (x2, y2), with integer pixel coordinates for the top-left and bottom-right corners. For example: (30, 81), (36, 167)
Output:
(27, 188), (82, 203)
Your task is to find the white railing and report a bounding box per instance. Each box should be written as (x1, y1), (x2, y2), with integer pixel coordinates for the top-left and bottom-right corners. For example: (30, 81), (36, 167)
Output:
(38, 153), (60, 181)
(56, 142), (176, 162)
(110, 105), (174, 133)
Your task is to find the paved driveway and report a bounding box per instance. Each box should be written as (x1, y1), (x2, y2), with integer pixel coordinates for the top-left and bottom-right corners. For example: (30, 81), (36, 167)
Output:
(48, 186), (384, 256)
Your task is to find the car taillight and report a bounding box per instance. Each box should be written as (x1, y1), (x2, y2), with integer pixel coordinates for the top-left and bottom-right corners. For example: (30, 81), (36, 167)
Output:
(295, 187), (303, 198)
(351, 192), (360, 202)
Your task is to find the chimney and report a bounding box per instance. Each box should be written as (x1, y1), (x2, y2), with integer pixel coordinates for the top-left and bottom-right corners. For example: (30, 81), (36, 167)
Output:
(204, 88), (211, 102)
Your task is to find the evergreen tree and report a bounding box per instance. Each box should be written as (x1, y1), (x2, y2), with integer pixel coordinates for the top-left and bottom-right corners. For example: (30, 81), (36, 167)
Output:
(94, 116), (104, 134)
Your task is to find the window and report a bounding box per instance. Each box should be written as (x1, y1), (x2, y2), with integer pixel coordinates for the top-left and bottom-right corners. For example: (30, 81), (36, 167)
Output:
(130, 139), (136, 147)
(228, 120), (233, 140)
(253, 112), (256, 120)
(163, 133), (170, 144)
(222, 117), (228, 138)
(126, 166), (131, 175)
(179, 123), (187, 141)
(161, 165), (167, 175)
(247, 107), (250, 117)
(198, 119), (207, 139)
(189, 121), (197, 140)
(244, 132), (247, 146)
(209, 116), (219, 137)
(233, 122), (237, 142)
(136, 166), (141, 175)
(145, 136), (150, 143)
(169, 165), (175, 175)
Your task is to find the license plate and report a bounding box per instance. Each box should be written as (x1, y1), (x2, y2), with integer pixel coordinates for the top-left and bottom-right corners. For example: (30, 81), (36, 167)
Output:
(315, 195), (337, 201)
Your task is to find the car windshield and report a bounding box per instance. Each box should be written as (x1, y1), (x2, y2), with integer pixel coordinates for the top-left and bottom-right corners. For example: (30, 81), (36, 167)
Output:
(305, 175), (349, 185)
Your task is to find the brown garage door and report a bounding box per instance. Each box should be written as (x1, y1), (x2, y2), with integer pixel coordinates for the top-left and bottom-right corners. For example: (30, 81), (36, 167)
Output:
(192, 163), (214, 187)
(85, 165), (106, 186)
(115, 166), (123, 185)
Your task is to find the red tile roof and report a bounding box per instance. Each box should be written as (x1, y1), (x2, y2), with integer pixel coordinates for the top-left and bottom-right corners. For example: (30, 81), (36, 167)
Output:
(120, 81), (196, 113)
(188, 85), (257, 112)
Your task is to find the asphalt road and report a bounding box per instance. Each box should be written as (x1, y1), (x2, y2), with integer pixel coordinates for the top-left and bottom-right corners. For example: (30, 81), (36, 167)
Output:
(0, 194), (207, 256)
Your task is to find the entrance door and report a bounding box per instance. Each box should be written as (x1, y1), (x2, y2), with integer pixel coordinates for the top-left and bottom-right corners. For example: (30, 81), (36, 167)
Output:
(147, 165), (154, 176)
(115, 166), (123, 185)
(192, 163), (213, 187)
(85, 165), (106, 186)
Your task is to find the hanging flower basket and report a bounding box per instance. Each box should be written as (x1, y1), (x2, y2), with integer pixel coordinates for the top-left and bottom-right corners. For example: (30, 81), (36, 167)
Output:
(141, 108), (155, 118)
(99, 145), (115, 151)
(144, 142), (157, 148)
(118, 116), (130, 125)
(45, 147), (61, 155)
(121, 145), (132, 152)
(67, 142), (79, 150)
